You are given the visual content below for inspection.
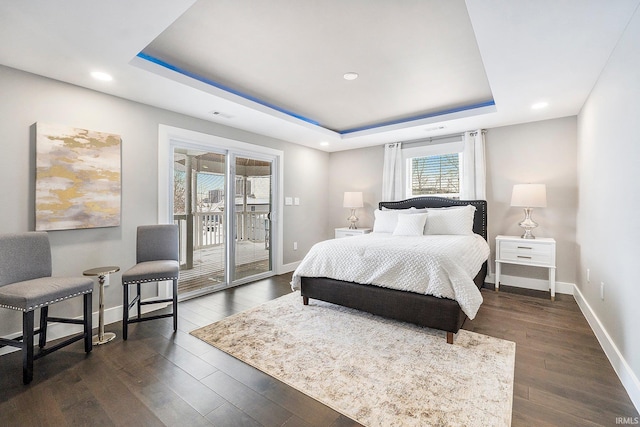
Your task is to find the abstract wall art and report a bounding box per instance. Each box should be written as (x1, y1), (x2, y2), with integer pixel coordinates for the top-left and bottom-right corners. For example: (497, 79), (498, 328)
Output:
(35, 123), (121, 231)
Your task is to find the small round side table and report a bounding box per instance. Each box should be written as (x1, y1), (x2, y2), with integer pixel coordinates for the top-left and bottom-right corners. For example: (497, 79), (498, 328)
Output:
(83, 266), (120, 345)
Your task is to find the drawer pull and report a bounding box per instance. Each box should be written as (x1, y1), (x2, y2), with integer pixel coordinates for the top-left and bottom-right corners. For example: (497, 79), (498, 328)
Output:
(517, 246), (533, 249)
(517, 255), (532, 259)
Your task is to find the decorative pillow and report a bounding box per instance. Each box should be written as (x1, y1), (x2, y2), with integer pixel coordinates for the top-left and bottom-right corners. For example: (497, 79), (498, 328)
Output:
(373, 209), (403, 233)
(393, 213), (428, 236)
(372, 208), (416, 233)
(424, 205), (476, 235)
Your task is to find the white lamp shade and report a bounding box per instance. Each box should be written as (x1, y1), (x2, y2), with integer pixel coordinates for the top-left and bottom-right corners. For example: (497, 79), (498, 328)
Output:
(511, 184), (547, 208)
(343, 191), (363, 208)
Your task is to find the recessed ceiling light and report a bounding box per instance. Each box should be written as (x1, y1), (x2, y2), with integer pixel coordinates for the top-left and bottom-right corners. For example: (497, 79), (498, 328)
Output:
(343, 72), (359, 81)
(90, 71), (113, 81)
(209, 110), (233, 119)
(531, 102), (548, 110)
(320, 141), (329, 146)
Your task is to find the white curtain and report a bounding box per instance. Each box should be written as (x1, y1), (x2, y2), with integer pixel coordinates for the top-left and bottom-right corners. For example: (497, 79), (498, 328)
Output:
(461, 130), (486, 200)
(382, 142), (403, 201)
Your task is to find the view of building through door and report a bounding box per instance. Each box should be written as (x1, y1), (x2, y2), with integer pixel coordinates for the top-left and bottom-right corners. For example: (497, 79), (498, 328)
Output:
(173, 148), (272, 297)
(174, 150), (226, 295)
(234, 156), (272, 281)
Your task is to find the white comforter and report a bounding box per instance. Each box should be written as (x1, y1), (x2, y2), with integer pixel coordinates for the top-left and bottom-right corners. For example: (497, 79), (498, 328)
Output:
(291, 233), (490, 319)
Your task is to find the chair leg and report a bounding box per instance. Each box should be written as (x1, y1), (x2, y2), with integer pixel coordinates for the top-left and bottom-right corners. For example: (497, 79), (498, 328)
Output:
(84, 293), (92, 353)
(136, 283), (142, 321)
(123, 283), (129, 341)
(23, 310), (35, 385)
(38, 306), (49, 348)
(172, 279), (178, 332)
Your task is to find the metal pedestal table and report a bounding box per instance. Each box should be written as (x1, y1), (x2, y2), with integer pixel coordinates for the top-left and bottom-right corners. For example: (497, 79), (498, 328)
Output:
(83, 266), (120, 345)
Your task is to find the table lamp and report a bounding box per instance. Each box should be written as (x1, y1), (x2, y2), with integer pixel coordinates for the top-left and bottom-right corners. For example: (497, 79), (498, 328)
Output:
(343, 192), (363, 229)
(511, 184), (547, 239)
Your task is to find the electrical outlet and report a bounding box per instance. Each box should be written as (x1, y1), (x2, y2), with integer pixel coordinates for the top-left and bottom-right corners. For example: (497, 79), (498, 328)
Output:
(293, 241), (298, 250)
(586, 268), (590, 283)
(600, 282), (605, 300)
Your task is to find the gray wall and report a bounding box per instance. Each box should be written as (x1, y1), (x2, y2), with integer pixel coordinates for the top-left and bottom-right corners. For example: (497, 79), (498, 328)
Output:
(327, 145), (383, 235)
(485, 117), (578, 284)
(577, 6), (640, 393)
(0, 65), (329, 336)
(328, 117), (578, 284)
(282, 143), (330, 260)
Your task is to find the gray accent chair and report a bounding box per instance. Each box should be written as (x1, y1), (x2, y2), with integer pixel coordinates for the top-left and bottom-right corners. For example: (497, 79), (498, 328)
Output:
(122, 225), (179, 340)
(0, 232), (93, 384)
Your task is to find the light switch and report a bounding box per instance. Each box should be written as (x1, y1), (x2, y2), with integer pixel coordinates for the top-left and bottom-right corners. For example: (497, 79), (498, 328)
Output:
(285, 197), (293, 206)
(294, 197), (300, 205)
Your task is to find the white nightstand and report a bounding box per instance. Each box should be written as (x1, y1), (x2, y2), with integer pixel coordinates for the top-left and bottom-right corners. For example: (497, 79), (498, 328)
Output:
(495, 235), (557, 300)
(335, 227), (372, 238)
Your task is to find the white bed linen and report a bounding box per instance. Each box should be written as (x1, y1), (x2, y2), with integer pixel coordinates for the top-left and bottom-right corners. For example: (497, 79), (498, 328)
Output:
(291, 233), (490, 319)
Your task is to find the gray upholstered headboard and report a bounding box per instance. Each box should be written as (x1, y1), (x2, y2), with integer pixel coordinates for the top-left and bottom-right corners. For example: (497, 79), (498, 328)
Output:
(378, 197), (488, 241)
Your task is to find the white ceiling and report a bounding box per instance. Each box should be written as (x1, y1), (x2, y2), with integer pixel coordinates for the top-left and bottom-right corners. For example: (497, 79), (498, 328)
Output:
(142, 0), (493, 133)
(0, 0), (638, 152)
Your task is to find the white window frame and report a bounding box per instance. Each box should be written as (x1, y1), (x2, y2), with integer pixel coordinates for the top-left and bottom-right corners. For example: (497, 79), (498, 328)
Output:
(402, 139), (464, 199)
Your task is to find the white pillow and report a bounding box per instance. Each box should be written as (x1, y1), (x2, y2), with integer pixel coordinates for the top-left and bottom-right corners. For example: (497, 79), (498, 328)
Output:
(372, 208), (420, 233)
(424, 205), (476, 235)
(393, 213), (428, 236)
(372, 209), (404, 233)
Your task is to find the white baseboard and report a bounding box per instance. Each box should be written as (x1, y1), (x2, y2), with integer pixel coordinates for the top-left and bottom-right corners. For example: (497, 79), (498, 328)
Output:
(279, 261), (300, 274)
(573, 285), (640, 413)
(485, 273), (574, 295)
(486, 275), (639, 412)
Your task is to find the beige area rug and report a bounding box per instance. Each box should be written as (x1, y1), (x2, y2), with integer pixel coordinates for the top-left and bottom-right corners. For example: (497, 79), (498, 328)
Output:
(191, 292), (515, 427)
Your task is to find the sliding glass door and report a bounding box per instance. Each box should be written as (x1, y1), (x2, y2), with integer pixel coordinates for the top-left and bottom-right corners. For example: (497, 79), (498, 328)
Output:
(172, 147), (274, 298)
(233, 156), (272, 281)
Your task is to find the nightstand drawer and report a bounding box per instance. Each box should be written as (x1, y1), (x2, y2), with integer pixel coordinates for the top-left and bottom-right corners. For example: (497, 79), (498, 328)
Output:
(335, 228), (372, 238)
(338, 231), (361, 238)
(497, 240), (554, 266)
(499, 248), (553, 265)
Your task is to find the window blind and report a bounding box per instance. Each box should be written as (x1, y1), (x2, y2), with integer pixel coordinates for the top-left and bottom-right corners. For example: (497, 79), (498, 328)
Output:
(410, 153), (459, 195)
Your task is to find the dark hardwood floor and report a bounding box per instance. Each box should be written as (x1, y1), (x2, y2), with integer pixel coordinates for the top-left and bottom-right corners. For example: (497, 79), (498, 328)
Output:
(0, 275), (637, 426)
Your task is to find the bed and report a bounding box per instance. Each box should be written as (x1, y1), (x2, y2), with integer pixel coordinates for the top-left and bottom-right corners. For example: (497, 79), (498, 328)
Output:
(293, 196), (488, 344)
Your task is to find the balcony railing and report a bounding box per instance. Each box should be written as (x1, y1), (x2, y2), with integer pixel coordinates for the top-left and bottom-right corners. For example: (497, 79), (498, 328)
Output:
(194, 211), (268, 248)
(174, 210), (269, 268)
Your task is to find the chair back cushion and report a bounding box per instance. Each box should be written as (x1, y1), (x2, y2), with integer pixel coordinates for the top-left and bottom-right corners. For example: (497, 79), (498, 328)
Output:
(136, 224), (179, 263)
(0, 232), (52, 287)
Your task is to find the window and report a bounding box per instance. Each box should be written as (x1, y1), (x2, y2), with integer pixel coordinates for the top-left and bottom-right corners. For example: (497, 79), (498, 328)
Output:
(407, 153), (460, 198)
(402, 138), (464, 199)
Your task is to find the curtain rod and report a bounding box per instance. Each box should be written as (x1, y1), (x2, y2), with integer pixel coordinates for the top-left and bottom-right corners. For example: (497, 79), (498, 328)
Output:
(385, 129), (486, 149)
(400, 133), (459, 148)
(468, 129), (486, 137)
(422, 132), (465, 142)
(400, 129), (485, 145)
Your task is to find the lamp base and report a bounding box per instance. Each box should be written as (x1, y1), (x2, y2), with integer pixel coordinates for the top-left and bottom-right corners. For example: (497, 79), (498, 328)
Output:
(518, 207), (538, 239)
(520, 229), (536, 239)
(347, 209), (358, 229)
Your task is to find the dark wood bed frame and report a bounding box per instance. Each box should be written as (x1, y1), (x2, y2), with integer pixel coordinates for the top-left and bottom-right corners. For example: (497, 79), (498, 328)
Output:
(300, 197), (488, 344)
